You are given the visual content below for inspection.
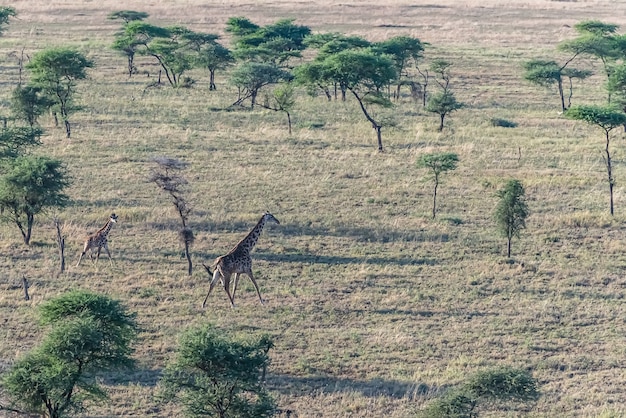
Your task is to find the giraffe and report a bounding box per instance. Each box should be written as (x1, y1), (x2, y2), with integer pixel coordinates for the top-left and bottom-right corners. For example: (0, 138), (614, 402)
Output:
(202, 212), (280, 308)
(76, 213), (118, 266)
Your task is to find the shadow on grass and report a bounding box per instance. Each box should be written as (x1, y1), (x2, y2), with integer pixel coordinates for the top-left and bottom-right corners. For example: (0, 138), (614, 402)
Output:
(149, 218), (453, 245)
(267, 373), (437, 400)
(255, 252), (436, 267)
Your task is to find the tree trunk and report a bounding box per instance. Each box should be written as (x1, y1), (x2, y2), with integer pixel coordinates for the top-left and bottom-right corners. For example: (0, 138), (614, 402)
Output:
(185, 241), (192, 276)
(350, 89), (384, 151)
(250, 89), (257, 108)
(64, 120), (71, 138)
(557, 78), (566, 112)
(287, 111), (292, 135)
(55, 219), (65, 273)
(432, 179), (438, 219)
(439, 113), (445, 131)
(375, 125), (383, 152)
(209, 70), (216, 90)
(507, 236), (512, 258)
(605, 130), (614, 216)
(23, 212), (34, 245)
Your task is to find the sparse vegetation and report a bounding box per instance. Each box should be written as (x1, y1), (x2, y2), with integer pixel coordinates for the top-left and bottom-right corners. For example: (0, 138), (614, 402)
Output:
(0, 2), (625, 417)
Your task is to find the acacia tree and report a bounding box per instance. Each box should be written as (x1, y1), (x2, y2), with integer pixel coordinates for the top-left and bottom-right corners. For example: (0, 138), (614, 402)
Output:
(159, 324), (276, 418)
(26, 48), (94, 138)
(302, 33), (371, 101)
(374, 35), (424, 100)
(107, 10), (149, 24)
(109, 10), (150, 76)
(227, 17), (311, 66)
(417, 153), (459, 219)
(495, 179), (529, 258)
(0, 155), (70, 245)
(565, 105), (626, 215)
(425, 59), (464, 131)
(297, 49), (397, 151)
(11, 85), (54, 127)
(230, 62), (292, 108)
(559, 20), (621, 101)
(0, 291), (137, 418)
(0, 6), (16, 35)
(426, 91), (464, 132)
(0, 126), (43, 159)
(259, 83), (296, 134)
(523, 59), (591, 111)
(200, 41), (234, 90)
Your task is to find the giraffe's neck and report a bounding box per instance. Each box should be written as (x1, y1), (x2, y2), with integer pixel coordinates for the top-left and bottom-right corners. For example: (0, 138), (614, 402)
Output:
(97, 220), (114, 238)
(236, 216), (267, 254)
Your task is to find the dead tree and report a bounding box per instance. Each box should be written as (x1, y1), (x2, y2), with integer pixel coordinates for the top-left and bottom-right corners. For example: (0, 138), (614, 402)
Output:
(149, 157), (195, 275)
(54, 218), (65, 273)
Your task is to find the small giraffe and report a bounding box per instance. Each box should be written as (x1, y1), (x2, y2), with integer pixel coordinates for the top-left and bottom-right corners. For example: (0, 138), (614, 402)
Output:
(76, 213), (118, 266)
(202, 212), (280, 308)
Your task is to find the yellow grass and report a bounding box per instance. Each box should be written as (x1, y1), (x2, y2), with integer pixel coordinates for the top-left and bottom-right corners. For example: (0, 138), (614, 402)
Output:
(1, 1), (626, 417)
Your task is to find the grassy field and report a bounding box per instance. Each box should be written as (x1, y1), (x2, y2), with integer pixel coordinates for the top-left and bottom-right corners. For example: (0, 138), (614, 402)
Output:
(2, 0), (626, 416)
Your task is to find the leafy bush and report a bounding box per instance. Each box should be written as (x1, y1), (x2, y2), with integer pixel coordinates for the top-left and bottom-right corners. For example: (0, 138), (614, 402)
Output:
(421, 390), (478, 418)
(463, 366), (539, 403)
(159, 324), (276, 418)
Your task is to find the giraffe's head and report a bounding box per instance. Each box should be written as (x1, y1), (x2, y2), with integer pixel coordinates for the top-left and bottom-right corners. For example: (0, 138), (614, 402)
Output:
(263, 212), (280, 225)
(110, 213), (118, 223)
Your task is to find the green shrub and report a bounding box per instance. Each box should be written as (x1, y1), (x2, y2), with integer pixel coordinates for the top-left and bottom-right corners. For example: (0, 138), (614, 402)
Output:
(421, 390), (478, 418)
(463, 366), (539, 403)
(489, 118), (517, 128)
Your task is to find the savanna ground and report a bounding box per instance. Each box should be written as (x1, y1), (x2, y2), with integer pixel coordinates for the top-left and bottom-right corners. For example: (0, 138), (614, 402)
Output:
(1, 0), (626, 416)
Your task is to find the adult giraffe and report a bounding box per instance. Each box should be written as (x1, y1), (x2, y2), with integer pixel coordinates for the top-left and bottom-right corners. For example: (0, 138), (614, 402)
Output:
(202, 212), (280, 308)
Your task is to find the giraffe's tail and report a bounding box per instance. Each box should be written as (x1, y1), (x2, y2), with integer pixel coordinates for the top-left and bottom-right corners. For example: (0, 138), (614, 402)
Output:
(202, 263), (213, 276)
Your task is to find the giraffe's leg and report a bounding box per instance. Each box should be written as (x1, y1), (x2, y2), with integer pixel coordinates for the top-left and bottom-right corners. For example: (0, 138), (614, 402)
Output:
(203, 269), (235, 308)
(95, 246), (102, 263)
(103, 243), (113, 264)
(246, 271), (264, 305)
(203, 269), (221, 308)
(232, 273), (240, 303)
(76, 242), (89, 266)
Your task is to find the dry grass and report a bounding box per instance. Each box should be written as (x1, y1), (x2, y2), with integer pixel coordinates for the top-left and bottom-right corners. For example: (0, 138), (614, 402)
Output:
(1, 1), (626, 417)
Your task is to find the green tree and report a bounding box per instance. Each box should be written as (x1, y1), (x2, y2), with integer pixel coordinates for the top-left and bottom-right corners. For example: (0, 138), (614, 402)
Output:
(199, 41), (234, 90)
(107, 10), (149, 24)
(26, 48), (94, 138)
(302, 33), (371, 101)
(426, 90), (464, 131)
(297, 49), (397, 151)
(494, 179), (528, 257)
(558, 20), (621, 100)
(523, 59), (591, 111)
(259, 82), (296, 134)
(129, 24), (220, 88)
(11, 85), (55, 127)
(374, 36), (424, 100)
(109, 10), (150, 77)
(227, 17), (311, 66)
(0, 155), (70, 245)
(0, 126), (43, 159)
(565, 105), (626, 215)
(112, 21), (169, 78)
(230, 62), (292, 108)
(0, 6), (16, 35)
(159, 324), (276, 418)
(417, 153), (459, 219)
(0, 291), (137, 418)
